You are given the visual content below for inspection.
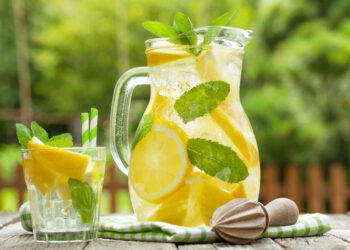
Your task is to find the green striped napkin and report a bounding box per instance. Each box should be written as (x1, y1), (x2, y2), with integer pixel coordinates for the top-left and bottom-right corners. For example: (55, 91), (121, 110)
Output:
(19, 202), (331, 243)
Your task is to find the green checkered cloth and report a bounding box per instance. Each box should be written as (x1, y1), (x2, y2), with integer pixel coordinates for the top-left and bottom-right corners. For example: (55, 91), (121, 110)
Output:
(19, 202), (331, 243)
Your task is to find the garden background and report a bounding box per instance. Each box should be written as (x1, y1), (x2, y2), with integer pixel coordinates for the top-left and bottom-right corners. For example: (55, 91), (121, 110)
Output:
(1, 0), (350, 212)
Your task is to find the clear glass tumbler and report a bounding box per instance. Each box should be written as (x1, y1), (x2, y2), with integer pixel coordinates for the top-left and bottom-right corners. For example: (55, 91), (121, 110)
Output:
(21, 146), (106, 242)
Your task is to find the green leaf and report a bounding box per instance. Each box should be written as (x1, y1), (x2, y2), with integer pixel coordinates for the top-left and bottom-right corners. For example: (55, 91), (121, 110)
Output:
(31, 121), (49, 143)
(46, 140), (74, 147)
(173, 12), (197, 46)
(68, 178), (96, 224)
(202, 11), (234, 46)
(49, 133), (73, 142)
(174, 81), (230, 123)
(142, 21), (179, 38)
(211, 11), (234, 26)
(173, 12), (192, 33)
(187, 138), (249, 183)
(16, 123), (33, 148)
(132, 114), (154, 149)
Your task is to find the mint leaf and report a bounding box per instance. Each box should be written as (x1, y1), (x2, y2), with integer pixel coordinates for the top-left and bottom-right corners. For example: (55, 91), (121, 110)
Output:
(187, 138), (248, 183)
(202, 11), (234, 46)
(46, 140), (73, 147)
(49, 133), (73, 142)
(68, 178), (96, 224)
(132, 114), (154, 149)
(173, 12), (197, 46)
(211, 11), (234, 26)
(174, 81), (230, 123)
(47, 133), (73, 147)
(142, 21), (179, 38)
(16, 123), (33, 148)
(31, 121), (49, 143)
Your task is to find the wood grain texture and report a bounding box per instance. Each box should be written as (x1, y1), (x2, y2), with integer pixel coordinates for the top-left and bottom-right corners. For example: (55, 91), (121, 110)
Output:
(85, 239), (177, 250)
(178, 244), (216, 250)
(0, 212), (19, 229)
(214, 238), (283, 250)
(327, 214), (350, 230)
(0, 213), (349, 249)
(273, 235), (350, 250)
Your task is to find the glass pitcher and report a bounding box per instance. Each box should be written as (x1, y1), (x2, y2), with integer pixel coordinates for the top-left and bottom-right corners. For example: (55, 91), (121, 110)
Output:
(110, 26), (260, 227)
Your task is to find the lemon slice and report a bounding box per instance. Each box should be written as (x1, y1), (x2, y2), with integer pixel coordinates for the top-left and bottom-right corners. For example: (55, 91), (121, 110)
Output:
(210, 108), (259, 167)
(24, 137), (91, 196)
(147, 184), (190, 225)
(130, 119), (192, 201)
(146, 48), (191, 67)
(28, 138), (90, 180)
(185, 172), (234, 226)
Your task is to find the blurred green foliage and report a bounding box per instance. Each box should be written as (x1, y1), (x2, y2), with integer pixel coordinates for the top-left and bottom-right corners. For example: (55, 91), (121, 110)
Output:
(1, 0), (350, 171)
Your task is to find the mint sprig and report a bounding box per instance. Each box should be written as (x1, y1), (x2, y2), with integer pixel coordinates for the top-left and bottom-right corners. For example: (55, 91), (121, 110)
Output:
(132, 114), (154, 149)
(173, 12), (197, 46)
(15, 122), (74, 148)
(31, 121), (49, 143)
(187, 138), (248, 183)
(174, 81), (230, 123)
(68, 178), (96, 224)
(202, 11), (234, 46)
(143, 11), (234, 56)
(16, 124), (33, 149)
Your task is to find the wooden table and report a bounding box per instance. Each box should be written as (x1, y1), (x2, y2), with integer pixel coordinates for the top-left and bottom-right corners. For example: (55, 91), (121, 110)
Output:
(0, 213), (350, 249)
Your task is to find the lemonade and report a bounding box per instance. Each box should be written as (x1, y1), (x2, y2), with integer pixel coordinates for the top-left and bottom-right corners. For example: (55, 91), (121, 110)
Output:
(110, 12), (259, 227)
(126, 40), (260, 227)
(20, 134), (106, 242)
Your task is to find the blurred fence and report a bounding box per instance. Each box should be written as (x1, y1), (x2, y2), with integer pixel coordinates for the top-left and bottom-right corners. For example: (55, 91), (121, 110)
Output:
(0, 163), (348, 213)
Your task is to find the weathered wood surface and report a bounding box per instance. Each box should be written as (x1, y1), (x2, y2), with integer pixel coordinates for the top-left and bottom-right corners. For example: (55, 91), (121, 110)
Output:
(0, 213), (349, 249)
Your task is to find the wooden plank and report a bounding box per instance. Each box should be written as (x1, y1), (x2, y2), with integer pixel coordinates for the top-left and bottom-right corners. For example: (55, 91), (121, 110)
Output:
(273, 234), (350, 249)
(329, 164), (347, 213)
(178, 244), (216, 250)
(0, 222), (87, 249)
(307, 164), (325, 212)
(284, 164), (302, 210)
(85, 238), (177, 250)
(327, 214), (350, 230)
(214, 238), (283, 250)
(327, 230), (350, 243)
(0, 213), (19, 229)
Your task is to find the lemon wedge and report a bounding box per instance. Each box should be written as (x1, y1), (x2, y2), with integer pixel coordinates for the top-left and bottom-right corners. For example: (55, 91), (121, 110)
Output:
(24, 137), (91, 195)
(28, 138), (90, 180)
(130, 119), (192, 202)
(184, 172), (234, 227)
(147, 184), (190, 225)
(210, 108), (259, 167)
(146, 48), (192, 67)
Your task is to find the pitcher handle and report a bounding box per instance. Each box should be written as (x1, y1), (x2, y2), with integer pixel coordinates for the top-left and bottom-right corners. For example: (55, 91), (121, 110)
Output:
(110, 67), (150, 176)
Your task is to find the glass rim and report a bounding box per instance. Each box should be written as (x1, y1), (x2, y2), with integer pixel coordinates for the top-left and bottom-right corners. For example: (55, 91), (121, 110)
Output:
(145, 26), (253, 48)
(21, 146), (106, 153)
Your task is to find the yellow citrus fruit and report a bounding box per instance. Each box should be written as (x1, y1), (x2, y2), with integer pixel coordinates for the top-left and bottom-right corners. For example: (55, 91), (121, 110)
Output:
(130, 119), (192, 202)
(24, 137), (91, 195)
(148, 92), (173, 119)
(22, 158), (58, 195)
(184, 173), (234, 227)
(196, 46), (223, 82)
(146, 48), (191, 67)
(84, 161), (104, 186)
(28, 138), (90, 180)
(210, 108), (259, 167)
(147, 184), (190, 225)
